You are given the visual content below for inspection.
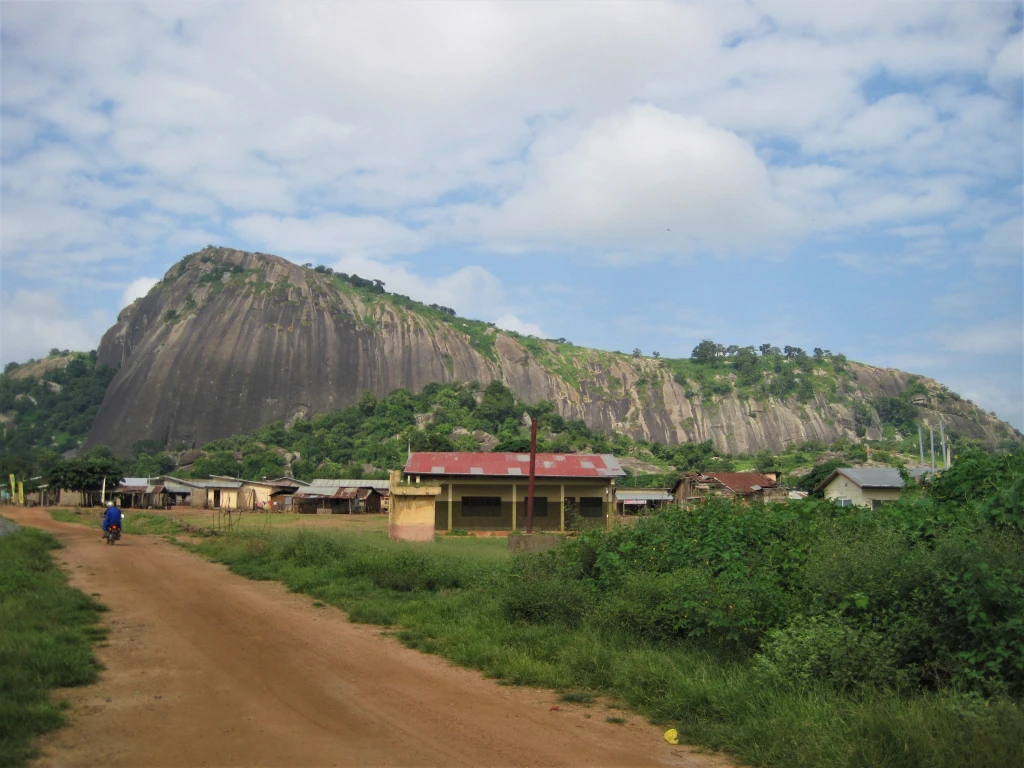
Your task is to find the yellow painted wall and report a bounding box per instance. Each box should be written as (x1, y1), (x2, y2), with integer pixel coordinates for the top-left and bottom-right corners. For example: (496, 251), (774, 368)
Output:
(206, 488), (240, 509)
(430, 478), (615, 531)
(823, 476), (902, 508)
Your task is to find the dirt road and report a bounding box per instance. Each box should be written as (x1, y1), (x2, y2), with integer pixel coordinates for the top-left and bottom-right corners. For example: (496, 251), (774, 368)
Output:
(6, 507), (731, 768)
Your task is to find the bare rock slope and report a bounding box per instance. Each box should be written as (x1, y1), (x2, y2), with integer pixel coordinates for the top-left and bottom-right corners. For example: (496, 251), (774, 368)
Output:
(88, 247), (1016, 455)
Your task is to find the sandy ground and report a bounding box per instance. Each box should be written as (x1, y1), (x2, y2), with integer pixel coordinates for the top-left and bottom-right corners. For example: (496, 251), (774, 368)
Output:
(5, 507), (733, 768)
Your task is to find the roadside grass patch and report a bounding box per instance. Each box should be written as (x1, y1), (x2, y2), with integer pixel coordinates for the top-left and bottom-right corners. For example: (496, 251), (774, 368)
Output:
(186, 524), (1024, 768)
(49, 509), (180, 536)
(0, 523), (107, 767)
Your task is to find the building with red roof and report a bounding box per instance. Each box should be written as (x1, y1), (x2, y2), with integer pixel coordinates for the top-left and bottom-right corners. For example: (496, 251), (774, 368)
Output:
(402, 452), (625, 532)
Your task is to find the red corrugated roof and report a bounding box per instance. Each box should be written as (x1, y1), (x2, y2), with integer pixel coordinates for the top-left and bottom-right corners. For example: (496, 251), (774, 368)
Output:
(404, 452), (625, 478)
(703, 472), (777, 494)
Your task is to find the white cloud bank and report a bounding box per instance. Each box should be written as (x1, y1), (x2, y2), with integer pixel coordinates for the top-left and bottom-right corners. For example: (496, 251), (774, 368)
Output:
(476, 105), (801, 255)
(0, 290), (109, 365)
(121, 277), (159, 308)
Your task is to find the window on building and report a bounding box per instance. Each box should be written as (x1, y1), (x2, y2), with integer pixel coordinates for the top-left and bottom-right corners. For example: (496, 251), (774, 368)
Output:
(580, 497), (604, 517)
(836, 499), (853, 507)
(462, 496), (502, 516)
(523, 497), (547, 517)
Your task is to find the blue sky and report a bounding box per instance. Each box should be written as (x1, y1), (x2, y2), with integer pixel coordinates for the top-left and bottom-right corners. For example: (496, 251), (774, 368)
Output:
(2, 1), (1022, 429)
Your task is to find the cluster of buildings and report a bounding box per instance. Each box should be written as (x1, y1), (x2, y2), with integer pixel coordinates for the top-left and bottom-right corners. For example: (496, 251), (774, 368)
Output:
(49, 452), (916, 537)
(66, 475), (391, 514)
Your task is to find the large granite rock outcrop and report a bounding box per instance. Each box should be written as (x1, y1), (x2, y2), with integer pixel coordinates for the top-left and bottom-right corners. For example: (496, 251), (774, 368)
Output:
(87, 247), (1016, 455)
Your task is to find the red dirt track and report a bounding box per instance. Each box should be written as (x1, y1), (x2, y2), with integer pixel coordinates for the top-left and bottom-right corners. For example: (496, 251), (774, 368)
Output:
(6, 507), (732, 767)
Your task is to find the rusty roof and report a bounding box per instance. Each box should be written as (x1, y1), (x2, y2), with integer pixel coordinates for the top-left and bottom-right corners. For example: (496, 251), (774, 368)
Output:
(404, 452), (625, 478)
(702, 472), (778, 494)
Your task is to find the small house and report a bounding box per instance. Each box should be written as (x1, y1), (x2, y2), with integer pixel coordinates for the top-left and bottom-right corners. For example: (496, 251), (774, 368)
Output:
(672, 472), (787, 505)
(403, 452), (625, 532)
(116, 477), (169, 509)
(264, 477), (309, 511)
(813, 467), (904, 508)
(292, 479), (388, 514)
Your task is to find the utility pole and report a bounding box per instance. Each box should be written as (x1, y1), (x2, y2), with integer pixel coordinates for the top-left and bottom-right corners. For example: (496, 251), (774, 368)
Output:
(918, 425), (925, 467)
(930, 426), (936, 471)
(939, 422), (947, 469)
(526, 418), (537, 534)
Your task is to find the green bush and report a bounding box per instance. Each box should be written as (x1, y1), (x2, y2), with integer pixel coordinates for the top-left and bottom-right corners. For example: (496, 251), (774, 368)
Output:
(755, 612), (908, 691)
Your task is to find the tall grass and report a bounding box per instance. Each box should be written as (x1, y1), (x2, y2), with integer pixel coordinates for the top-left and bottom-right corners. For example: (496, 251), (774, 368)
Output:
(0, 524), (107, 767)
(192, 526), (1023, 768)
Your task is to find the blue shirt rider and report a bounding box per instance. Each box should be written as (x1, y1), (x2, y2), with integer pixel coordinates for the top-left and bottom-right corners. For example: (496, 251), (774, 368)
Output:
(102, 502), (122, 535)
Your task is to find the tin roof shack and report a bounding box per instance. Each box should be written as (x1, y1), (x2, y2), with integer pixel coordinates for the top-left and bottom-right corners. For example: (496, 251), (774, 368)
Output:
(306, 479), (388, 513)
(265, 477), (309, 511)
(814, 468), (904, 509)
(161, 478), (195, 506)
(672, 472), (787, 505)
(616, 489), (673, 515)
(403, 452), (625, 533)
(292, 487), (345, 514)
(117, 478), (169, 509)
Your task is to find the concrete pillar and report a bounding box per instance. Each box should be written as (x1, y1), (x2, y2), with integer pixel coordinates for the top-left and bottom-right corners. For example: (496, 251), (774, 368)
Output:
(389, 471), (441, 542)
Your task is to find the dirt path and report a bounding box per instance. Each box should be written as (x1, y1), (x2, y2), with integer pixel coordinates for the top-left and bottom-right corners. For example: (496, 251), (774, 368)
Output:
(5, 507), (732, 768)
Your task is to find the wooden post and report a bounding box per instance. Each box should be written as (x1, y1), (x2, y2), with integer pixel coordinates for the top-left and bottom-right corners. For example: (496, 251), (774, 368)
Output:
(512, 483), (517, 532)
(447, 482), (453, 532)
(560, 483), (565, 532)
(526, 418), (537, 534)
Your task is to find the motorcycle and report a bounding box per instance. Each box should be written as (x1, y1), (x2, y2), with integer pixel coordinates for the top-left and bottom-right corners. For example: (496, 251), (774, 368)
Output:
(105, 524), (121, 545)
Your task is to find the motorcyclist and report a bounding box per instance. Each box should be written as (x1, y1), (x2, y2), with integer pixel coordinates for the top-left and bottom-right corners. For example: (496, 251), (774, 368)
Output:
(102, 500), (122, 539)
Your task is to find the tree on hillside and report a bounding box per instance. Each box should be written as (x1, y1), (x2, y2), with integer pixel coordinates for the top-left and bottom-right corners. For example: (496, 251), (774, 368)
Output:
(691, 339), (723, 365)
(476, 380), (517, 428)
(754, 449), (780, 474)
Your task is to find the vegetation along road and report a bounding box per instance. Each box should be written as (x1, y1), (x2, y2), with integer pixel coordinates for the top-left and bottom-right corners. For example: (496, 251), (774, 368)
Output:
(3, 506), (726, 768)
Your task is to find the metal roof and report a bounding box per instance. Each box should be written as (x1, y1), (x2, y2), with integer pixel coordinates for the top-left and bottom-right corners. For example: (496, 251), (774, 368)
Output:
(309, 479), (391, 490)
(162, 479), (195, 494)
(265, 476), (310, 487)
(404, 452), (625, 479)
(616, 490), (673, 502)
(181, 478), (243, 489)
(814, 467), (905, 492)
(703, 472), (778, 494)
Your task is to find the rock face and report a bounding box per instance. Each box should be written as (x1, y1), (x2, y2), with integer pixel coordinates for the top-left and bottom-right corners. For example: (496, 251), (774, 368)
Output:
(88, 247), (1018, 455)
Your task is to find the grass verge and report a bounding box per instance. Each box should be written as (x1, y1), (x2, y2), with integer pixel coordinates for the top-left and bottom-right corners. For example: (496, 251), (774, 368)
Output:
(49, 508), (181, 536)
(187, 527), (1023, 768)
(0, 522), (107, 767)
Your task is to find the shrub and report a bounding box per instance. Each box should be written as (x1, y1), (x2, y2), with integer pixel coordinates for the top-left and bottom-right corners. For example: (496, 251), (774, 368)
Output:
(755, 612), (908, 691)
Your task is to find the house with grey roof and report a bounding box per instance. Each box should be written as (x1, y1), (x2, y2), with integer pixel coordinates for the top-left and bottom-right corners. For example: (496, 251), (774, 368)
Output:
(814, 467), (905, 509)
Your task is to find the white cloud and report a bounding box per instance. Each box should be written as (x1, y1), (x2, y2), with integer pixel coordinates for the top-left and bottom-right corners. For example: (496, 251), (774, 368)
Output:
(495, 313), (546, 338)
(989, 31), (1022, 88)
(0, 290), (109, 364)
(327, 253), (508, 325)
(121, 277), (159, 309)
(479, 105), (801, 254)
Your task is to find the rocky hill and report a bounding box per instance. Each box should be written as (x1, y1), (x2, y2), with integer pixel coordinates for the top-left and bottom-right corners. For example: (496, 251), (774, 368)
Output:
(86, 247), (1019, 456)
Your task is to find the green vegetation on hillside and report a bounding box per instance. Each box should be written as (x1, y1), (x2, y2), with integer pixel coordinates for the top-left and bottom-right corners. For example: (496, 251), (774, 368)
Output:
(0, 524), (107, 766)
(188, 448), (1024, 768)
(0, 353), (115, 479)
